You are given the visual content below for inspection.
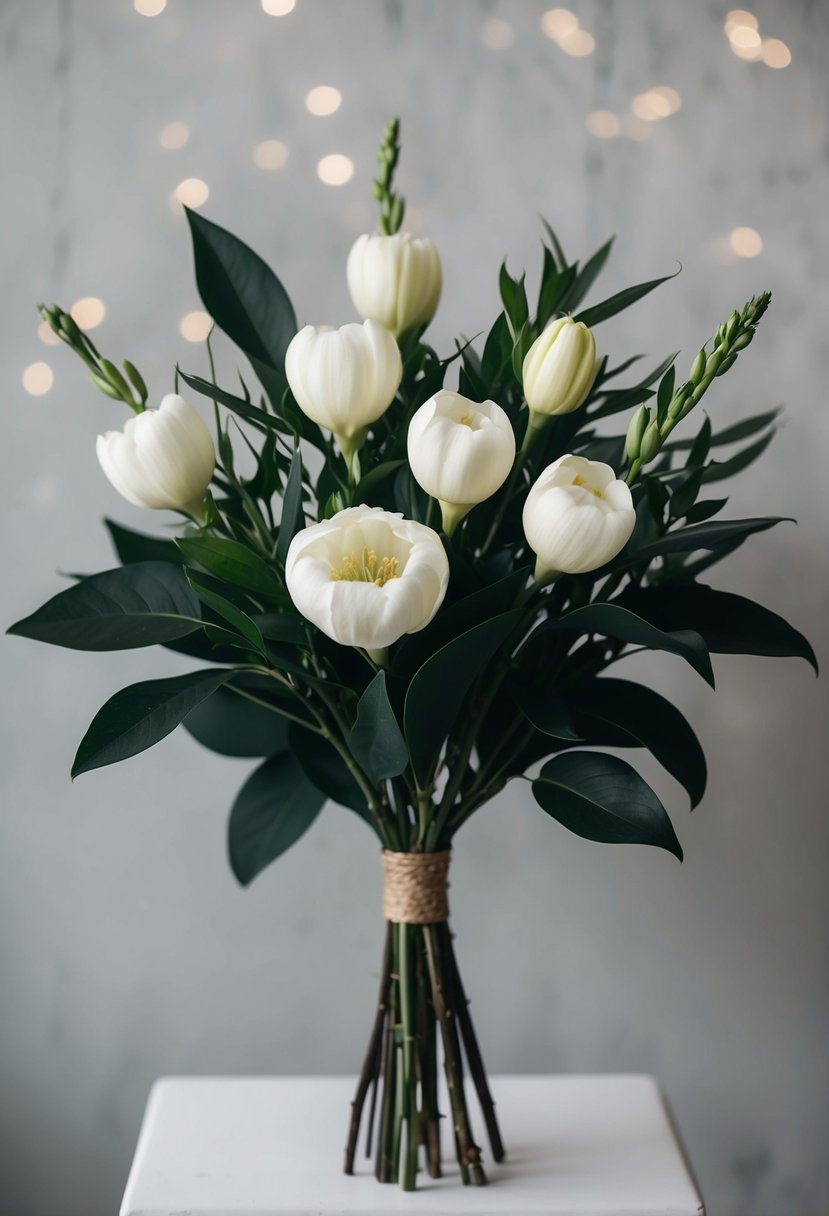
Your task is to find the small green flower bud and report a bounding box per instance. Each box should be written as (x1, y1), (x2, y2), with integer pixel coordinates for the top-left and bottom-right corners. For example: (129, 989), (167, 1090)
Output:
(99, 357), (133, 401)
(639, 418), (663, 463)
(689, 347), (707, 385)
(89, 371), (125, 401)
(625, 404), (650, 461)
(123, 360), (148, 403)
(730, 330), (753, 353)
(715, 352), (737, 376)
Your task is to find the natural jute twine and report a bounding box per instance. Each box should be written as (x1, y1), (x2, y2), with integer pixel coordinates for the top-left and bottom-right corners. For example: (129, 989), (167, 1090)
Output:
(381, 850), (450, 924)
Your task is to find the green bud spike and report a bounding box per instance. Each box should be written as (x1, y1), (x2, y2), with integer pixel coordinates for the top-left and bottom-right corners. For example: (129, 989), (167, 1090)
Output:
(689, 348), (707, 384)
(373, 116), (405, 235)
(123, 360), (148, 404)
(639, 418), (663, 463)
(99, 357), (134, 401)
(89, 371), (126, 401)
(625, 404), (650, 461)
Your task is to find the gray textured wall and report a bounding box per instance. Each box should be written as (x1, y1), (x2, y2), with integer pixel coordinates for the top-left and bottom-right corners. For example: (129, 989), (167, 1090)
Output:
(1, 2), (827, 1214)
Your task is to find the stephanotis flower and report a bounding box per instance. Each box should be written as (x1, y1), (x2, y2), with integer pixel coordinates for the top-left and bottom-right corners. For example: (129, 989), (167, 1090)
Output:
(522, 454), (635, 580)
(285, 505), (449, 650)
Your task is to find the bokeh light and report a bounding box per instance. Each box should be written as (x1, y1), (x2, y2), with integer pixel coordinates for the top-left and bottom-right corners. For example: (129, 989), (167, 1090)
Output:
(133, 0), (166, 15)
(170, 177), (210, 212)
(261, 0), (295, 13)
(541, 8), (578, 41)
(159, 122), (190, 150)
(317, 154), (354, 186)
(253, 139), (289, 170)
(558, 27), (595, 56)
(480, 19), (515, 50)
(70, 297), (106, 330)
(37, 321), (60, 346)
(761, 38), (791, 68)
(305, 86), (342, 117)
(729, 226), (763, 257)
(585, 111), (621, 139)
(179, 311), (213, 342)
(22, 362), (54, 396)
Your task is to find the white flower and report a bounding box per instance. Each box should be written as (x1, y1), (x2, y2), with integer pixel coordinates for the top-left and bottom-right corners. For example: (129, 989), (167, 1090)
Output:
(522, 454), (635, 580)
(521, 317), (599, 439)
(347, 232), (442, 337)
(285, 506), (449, 650)
(285, 320), (401, 460)
(407, 390), (515, 534)
(96, 394), (215, 519)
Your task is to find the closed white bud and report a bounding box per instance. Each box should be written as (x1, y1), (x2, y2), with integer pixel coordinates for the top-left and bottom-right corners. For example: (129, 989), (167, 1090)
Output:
(522, 454), (635, 581)
(522, 317), (599, 424)
(285, 320), (402, 459)
(285, 506), (449, 650)
(96, 394), (215, 520)
(407, 390), (516, 534)
(347, 232), (442, 337)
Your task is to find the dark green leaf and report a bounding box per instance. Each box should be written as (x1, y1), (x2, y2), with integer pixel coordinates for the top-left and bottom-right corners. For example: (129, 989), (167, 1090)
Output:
(664, 408), (780, 452)
(8, 562), (201, 651)
(610, 516), (790, 571)
(512, 684), (582, 740)
(175, 535), (283, 601)
(683, 497), (728, 525)
(539, 217), (568, 270)
(289, 722), (375, 828)
(72, 668), (234, 777)
(560, 236), (615, 313)
(276, 447), (304, 566)
(104, 519), (183, 565)
(186, 572), (267, 654)
(543, 602), (714, 686)
(499, 262), (529, 335)
(575, 269), (679, 328)
(184, 679), (290, 757)
(185, 208), (296, 371)
(620, 585), (818, 672)
(702, 430), (775, 483)
(688, 416), (712, 469)
(349, 671), (408, 784)
(569, 679), (707, 807)
(532, 751), (683, 859)
(253, 612), (307, 646)
(404, 610), (521, 787)
(178, 369), (277, 434)
(656, 365), (676, 426)
(228, 751), (324, 885)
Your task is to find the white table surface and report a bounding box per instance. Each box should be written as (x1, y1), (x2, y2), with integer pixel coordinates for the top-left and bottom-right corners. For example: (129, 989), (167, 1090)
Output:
(120, 1075), (705, 1216)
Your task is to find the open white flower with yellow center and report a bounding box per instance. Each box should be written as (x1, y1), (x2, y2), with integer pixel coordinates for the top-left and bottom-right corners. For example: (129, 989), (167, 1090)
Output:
(96, 393), (215, 521)
(285, 505), (449, 651)
(522, 454), (635, 581)
(407, 390), (516, 535)
(347, 232), (442, 337)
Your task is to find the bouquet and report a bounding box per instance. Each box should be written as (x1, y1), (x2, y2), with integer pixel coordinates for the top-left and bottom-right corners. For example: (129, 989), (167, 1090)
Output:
(9, 120), (815, 1191)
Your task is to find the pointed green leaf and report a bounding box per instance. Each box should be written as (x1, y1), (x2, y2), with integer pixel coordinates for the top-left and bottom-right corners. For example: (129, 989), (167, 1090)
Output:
(349, 671), (408, 784)
(276, 447), (305, 566)
(185, 208), (296, 371)
(184, 677), (290, 757)
(512, 684), (582, 740)
(105, 519), (183, 565)
(175, 535), (283, 601)
(228, 751), (325, 885)
(178, 369), (278, 434)
(8, 562), (201, 650)
(72, 668), (235, 777)
(185, 571), (267, 654)
(289, 723), (376, 829)
(620, 585), (818, 672)
(544, 601), (714, 686)
(702, 430), (776, 483)
(575, 269), (679, 328)
(404, 610), (521, 787)
(532, 751), (683, 859)
(569, 679), (707, 807)
(610, 516), (791, 571)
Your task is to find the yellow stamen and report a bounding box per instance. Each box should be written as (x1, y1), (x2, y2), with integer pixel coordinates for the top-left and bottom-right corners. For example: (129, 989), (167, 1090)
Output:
(572, 474), (602, 498)
(330, 547), (399, 586)
(458, 411), (475, 427)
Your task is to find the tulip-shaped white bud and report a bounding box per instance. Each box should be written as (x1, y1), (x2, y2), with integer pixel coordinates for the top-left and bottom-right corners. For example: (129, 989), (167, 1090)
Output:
(347, 232), (442, 337)
(285, 506), (449, 653)
(96, 394), (215, 521)
(285, 319), (402, 472)
(522, 454), (635, 581)
(407, 390), (516, 536)
(521, 317), (599, 448)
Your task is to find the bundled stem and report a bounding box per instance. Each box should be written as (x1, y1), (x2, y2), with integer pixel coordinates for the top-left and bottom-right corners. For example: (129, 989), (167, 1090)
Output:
(345, 916), (502, 1190)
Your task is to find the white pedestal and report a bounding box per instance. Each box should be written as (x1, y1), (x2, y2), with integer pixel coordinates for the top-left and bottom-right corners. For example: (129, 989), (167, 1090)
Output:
(119, 1075), (705, 1216)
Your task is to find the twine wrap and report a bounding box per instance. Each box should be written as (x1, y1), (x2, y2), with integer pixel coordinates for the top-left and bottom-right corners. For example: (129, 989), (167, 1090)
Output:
(381, 850), (450, 924)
